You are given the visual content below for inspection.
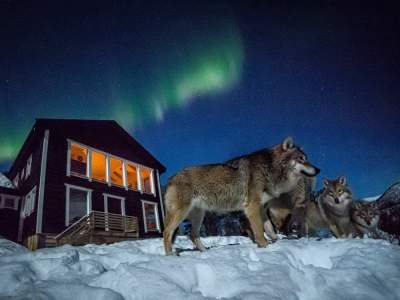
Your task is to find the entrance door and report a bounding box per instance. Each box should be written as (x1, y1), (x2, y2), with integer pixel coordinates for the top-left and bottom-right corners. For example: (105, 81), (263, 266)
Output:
(104, 194), (125, 231)
(108, 197), (122, 214)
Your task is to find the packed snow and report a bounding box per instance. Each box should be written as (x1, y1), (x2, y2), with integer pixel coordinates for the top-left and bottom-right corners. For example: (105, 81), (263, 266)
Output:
(0, 236), (399, 300)
(0, 172), (14, 189)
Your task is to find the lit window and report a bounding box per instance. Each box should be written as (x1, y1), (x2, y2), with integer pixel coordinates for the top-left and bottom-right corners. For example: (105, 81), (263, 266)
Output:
(142, 201), (159, 232)
(92, 151), (106, 182)
(126, 163), (138, 190)
(140, 168), (153, 194)
(109, 157), (124, 186)
(70, 143), (88, 176)
(68, 188), (89, 224)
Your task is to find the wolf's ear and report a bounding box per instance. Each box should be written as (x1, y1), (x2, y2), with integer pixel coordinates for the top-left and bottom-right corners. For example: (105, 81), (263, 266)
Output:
(370, 202), (378, 209)
(338, 176), (346, 185)
(354, 202), (362, 209)
(323, 179), (330, 188)
(282, 136), (294, 151)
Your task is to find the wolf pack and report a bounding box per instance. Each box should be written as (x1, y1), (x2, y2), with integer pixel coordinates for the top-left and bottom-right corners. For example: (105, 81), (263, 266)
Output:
(163, 137), (388, 255)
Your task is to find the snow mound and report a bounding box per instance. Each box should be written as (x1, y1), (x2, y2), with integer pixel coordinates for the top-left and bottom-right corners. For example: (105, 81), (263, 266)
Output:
(0, 172), (14, 189)
(0, 237), (28, 256)
(0, 236), (399, 300)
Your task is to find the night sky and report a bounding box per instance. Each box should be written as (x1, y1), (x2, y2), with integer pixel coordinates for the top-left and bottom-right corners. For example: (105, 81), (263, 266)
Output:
(1, 1), (399, 197)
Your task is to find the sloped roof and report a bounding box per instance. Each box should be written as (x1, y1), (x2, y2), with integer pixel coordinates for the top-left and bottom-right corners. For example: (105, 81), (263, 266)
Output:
(35, 118), (166, 173)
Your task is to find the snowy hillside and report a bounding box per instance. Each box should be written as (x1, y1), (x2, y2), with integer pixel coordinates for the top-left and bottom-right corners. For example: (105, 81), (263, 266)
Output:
(0, 172), (14, 188)
(0, 237), (399, 300)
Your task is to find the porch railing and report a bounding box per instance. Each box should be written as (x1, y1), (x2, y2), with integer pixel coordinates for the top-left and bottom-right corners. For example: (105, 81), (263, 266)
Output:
(55, 211), (138, 245)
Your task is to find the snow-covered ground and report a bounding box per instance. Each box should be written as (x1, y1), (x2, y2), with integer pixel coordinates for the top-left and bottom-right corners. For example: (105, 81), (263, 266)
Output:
(0, 236), (399, 300)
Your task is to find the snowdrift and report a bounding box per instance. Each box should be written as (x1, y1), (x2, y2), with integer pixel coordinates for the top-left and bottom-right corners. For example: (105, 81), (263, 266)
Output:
(0, 236), (399, 300)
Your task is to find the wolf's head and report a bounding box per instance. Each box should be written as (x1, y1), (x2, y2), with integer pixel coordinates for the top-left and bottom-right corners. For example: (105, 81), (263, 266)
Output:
(322, 176), (353, 208)
(351, 202), (380, 228)
(275, 136), (320, 178)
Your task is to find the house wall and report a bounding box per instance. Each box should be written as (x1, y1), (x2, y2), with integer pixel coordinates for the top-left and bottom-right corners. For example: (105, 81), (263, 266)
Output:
(41, 125), (164, 238)
(0, 189), (21, 241)
(6, 128), (44, 242)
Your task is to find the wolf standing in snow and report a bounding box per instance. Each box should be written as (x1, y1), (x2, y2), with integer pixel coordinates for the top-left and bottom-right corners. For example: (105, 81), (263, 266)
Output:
(351, 202), (382, 238)
(264, 176), (315, 239)
(163, 137), (320, 255)
(306, 176), (354, 238)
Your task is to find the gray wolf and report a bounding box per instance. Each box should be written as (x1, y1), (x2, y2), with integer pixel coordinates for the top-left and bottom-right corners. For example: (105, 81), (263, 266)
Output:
(351, 202), (381, 238)
(266, 176), (315, 239)
(163, 137), (320, 255)
(309, 176), (354, 238)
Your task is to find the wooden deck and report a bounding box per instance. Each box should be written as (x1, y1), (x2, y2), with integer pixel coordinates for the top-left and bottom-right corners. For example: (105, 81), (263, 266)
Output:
(52, 211), (139, 247)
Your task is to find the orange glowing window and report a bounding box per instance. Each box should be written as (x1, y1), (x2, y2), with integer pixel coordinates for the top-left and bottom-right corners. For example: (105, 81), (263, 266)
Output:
(70, 143), (88, 176)
(126, 163), (138, 190)
(109, 157), (124, 186)
(92, 151), (106, 182)
(143, 201), (158, 231)
(140, 168), (153, 194)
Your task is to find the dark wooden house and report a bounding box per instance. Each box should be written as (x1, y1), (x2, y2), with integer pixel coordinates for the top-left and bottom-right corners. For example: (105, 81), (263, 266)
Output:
(2, 119), (166, 249)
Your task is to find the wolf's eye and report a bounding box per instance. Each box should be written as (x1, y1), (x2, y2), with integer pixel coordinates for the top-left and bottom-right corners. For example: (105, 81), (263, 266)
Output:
(361, 213), (366, 218)
(329, 191), (334, 196)
(338, 189), (343, 194)
(368, 212), (373, 217)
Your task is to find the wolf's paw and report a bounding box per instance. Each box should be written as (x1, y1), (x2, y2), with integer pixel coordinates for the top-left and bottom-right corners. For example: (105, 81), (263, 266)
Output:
(256, 238), (268, 248)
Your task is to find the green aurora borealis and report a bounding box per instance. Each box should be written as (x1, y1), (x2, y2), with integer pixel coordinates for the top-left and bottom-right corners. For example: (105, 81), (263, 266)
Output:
(0, 6), (244, 164)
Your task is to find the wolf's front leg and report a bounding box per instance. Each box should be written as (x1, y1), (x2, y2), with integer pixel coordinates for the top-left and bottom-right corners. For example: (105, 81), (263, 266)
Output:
(245, 199), (268, 247)
(264, 218), (278, 241)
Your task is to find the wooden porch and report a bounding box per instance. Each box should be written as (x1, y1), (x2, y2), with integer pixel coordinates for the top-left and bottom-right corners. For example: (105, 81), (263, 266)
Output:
(24, 211), (140, 250)
(55, 210), (139, 246)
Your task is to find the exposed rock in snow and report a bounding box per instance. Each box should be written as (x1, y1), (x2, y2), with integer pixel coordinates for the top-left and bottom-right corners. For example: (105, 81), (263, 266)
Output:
(376, 182), (400, 236)
(0, 236), (399, 300)
(0, 172), (14, 189)
(376, 182), (400, 210)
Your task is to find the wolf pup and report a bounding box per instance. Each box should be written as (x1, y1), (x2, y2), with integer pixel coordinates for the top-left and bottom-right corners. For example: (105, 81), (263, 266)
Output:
(163, 137), (320, 255)
(351, 202), (381, 238)
(316, 176), (354, 238)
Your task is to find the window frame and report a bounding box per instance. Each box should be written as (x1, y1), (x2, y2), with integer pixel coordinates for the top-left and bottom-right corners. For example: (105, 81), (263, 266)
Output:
(65, 183), (93, 226)
(66, 139), (156, 195)
(103, 193), (126, 216)
(13, 173), (19, 188)
(91, 149), (108, 183)
(141, 200), (160, 233)
(140, 167), (155, 195)
(26, 154), (32, 179)
(0, 194), (20, 210)
(22, 186), (37, 217)
(68, 142), (90, 179)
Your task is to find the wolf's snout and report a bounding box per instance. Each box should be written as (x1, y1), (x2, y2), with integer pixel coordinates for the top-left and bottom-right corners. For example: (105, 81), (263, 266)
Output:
(300, 164), (320, 177)
(334, 198), (339, 204)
